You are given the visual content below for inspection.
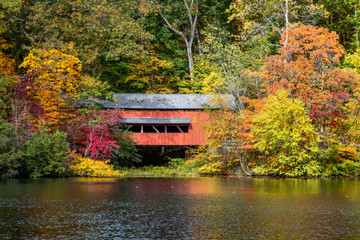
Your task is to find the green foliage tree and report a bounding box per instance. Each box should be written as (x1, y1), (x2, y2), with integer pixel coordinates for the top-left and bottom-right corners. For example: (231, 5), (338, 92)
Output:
(197, 26), (260, 101)
(150, 0), (199, 78)
(319, 0), (359, 50)
(99, 61), (132, 93)
(252, 90), (321, 176)
(126, 51), (180, 93)
(20, 129), (69, 178)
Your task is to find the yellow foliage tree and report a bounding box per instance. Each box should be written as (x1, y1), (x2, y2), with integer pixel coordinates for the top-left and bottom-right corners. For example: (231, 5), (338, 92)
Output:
(20, 44), (82, 129)
(178, 59), (225, 94)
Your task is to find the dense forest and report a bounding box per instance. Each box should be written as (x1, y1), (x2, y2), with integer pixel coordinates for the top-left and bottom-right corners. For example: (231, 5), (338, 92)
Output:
(1, 0), (360, 178)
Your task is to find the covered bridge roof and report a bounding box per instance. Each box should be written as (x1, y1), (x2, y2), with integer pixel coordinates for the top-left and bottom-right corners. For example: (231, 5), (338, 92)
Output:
(99, 94), (235, 110)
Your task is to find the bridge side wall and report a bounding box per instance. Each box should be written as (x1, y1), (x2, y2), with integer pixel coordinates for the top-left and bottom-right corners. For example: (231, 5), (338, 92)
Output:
(122, 111), (209, 146)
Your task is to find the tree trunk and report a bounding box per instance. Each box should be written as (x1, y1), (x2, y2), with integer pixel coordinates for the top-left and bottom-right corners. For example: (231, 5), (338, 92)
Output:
(187, 42), (194, 77)
(283, 0), (289, 46)
(356, 1), (359, 48)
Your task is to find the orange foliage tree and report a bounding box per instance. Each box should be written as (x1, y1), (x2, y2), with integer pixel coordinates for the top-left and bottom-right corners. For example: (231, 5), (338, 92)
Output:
(20, 44), (82, 129)
(258, 24), (360, 137)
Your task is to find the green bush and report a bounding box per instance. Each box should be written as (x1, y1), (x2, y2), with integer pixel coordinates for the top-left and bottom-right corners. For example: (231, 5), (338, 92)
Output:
(110, 130), (142, 168)
(322, 161), (360, 177)
(20, 129), (69, 178)
(0, 119), (21, 178)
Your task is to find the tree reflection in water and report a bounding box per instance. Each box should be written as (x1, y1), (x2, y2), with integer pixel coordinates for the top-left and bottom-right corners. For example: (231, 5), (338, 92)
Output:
(0, 178), (360, 239)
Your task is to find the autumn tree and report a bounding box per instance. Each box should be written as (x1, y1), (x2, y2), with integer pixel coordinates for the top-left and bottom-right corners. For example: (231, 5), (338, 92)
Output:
(126, 51), (180, 93)
(258, 24), (360, 137)
(251, 90), (321, 176)
(20, 45), (82, 129)
(194, 96), (252, 175)
(10, 74), (43, 142)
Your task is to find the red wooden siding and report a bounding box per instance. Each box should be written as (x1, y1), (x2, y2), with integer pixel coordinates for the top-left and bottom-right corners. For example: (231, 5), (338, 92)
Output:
(122, 111), (209, 145)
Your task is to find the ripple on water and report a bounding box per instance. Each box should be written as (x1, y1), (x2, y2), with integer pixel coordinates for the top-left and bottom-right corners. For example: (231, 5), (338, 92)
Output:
(0, 178), (360, 239)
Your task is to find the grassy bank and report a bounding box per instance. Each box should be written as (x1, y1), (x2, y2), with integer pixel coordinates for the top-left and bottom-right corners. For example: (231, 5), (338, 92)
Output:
(121, 158), (199, 177)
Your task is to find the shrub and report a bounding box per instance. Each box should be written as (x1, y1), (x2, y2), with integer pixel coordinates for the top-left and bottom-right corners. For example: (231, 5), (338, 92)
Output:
(322, 161), (360, 176)
(336, 146), (359, 162)
(0, 119), (20, 178)
(110, 130), (142, 168)
(20, 129), (68, 178)
(69, 156), (124, 177)
(198, 162), (225, 175)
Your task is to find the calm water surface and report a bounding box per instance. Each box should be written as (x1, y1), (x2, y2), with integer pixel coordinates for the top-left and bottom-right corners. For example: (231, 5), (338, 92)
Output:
(0, 177), (360, 239)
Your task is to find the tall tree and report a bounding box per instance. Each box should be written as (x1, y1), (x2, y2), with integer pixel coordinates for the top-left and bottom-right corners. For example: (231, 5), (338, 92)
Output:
(151, 0), (199, 78)
(228, 0), (328, 50)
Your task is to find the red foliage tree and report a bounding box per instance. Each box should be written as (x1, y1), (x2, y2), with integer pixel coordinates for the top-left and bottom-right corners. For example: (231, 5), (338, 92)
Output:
(9, 74), (44, 141)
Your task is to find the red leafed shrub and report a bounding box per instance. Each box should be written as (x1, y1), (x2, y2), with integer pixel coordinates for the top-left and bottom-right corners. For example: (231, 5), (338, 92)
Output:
(80, 109), (122, 160)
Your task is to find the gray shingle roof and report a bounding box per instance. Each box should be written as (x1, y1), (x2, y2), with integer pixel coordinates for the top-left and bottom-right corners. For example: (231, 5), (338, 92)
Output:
(99, 94), (235, 110)
(122, 117), (191, 124)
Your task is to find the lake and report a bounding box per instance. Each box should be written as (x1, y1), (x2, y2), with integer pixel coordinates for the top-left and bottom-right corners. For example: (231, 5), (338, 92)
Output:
(0, 177), (360, 239)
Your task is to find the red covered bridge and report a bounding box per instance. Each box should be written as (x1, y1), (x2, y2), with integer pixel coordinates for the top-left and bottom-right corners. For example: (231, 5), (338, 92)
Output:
(100, 94), (234, 146)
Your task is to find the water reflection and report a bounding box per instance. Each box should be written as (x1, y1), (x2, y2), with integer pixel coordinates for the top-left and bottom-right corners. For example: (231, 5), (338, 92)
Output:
(1, 178), (360, 239)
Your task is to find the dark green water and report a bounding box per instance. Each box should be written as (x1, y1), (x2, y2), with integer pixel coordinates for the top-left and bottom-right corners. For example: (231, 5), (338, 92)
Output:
(1, 177), (360, 239)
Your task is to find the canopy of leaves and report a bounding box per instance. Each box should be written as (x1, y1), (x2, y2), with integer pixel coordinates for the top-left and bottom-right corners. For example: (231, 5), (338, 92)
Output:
(0, 0), (22, 31)
(228, 0), (328, 52)
(252, 90), (321, 176)
(126, 52), (179, 93)
(0, 34), (15, 76)
(20, 45), (82, 128)
(258, 24), (360, 134)
(20, 129), (68, 178)
(24, 0), (153, 73)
